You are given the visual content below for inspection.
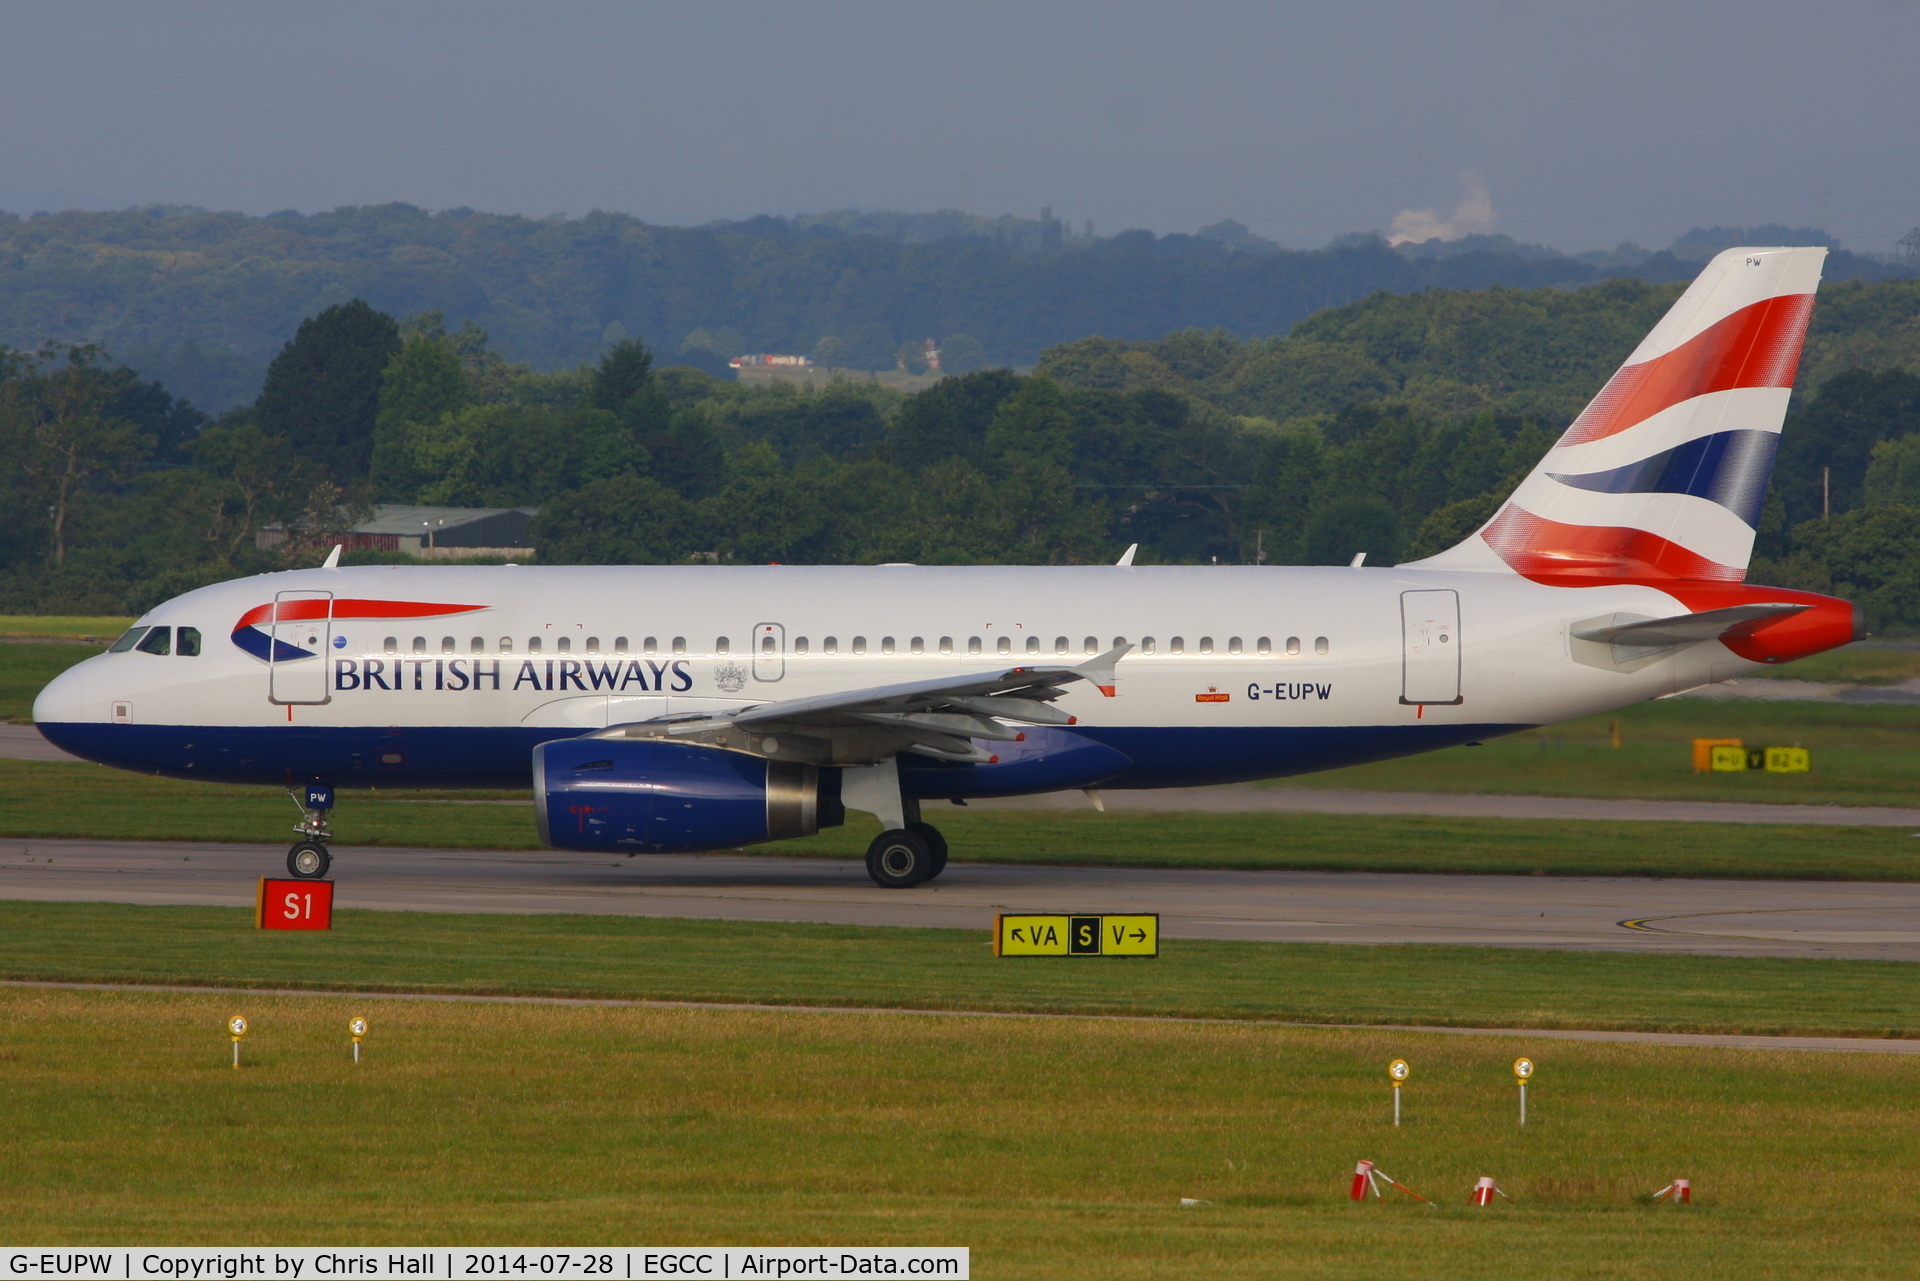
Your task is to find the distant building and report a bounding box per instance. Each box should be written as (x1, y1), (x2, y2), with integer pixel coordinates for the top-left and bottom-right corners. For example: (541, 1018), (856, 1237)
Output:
(257, 505), (538, 559)
(729, 353), (813, 369)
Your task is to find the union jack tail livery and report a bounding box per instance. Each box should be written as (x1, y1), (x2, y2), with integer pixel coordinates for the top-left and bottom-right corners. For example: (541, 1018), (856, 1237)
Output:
(1409, 246), (1827, 584)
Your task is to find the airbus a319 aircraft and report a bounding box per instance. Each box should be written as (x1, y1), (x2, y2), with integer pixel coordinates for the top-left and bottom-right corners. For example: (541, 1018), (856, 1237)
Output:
(34, 247), (1858, 887)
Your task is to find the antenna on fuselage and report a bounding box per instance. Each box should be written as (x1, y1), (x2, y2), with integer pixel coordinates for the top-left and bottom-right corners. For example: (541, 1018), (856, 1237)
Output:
(321, 543), (342, 569)
(1349, 552), (1367, 568)
(1115, 544), (1138, 567)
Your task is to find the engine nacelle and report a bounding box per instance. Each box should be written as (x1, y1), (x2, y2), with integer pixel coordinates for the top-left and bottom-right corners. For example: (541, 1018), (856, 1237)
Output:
(534, 737), (836, 852)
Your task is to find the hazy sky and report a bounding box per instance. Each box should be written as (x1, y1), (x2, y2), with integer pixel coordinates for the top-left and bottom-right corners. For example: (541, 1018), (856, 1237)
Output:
(4, 1), (1917, 254)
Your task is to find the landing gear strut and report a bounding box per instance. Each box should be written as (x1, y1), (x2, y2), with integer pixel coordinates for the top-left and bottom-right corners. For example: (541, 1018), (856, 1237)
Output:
(286, 781), (334, 880)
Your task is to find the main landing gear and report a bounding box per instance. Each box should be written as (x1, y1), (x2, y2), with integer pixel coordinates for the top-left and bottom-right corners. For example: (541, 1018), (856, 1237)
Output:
(863, 798), (949, 889)
(286, 781), (335, 880)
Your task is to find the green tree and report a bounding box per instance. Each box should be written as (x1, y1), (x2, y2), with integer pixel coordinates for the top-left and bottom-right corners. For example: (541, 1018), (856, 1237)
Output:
(370, 317), (471, 500)
(1301, 497), (1400, 566)
(5, 344), (154, 565)
(1774, 369), (1920, 524)
(254, 299), (401, 484)
(939, 333), (989, 375)
(531, 474), (700, 564)
(840, 323), (897, 374)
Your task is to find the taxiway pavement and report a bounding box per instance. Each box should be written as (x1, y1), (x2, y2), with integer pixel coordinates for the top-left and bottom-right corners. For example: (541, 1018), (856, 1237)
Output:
(6, 836), (1920, 960)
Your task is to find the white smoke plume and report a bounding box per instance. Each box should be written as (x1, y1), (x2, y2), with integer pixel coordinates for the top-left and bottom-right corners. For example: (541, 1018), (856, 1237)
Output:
(1387, 173), (1495, 245)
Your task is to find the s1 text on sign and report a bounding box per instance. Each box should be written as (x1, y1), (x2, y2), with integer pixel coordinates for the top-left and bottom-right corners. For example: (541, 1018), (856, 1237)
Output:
(256, 877), (335, 930)
(994, 913), (1158, 957)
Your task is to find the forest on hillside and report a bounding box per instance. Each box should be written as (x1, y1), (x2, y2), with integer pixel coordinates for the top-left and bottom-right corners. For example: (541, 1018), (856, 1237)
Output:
(1, 203), (1911, 415)
(6, 265), (1920, 629)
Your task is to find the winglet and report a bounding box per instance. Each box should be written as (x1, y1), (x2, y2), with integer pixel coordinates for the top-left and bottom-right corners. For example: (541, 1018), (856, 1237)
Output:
(1115, 544), (1138, 567)
(321, 543), (343, 569)
(1073, 642), (1133, 697)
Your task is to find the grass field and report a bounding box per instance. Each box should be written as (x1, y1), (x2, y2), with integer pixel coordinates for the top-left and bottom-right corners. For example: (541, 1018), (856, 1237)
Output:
(7, 757), (1920, 879)
(5, 984), (1918, 1276)
(0, 616), (130, 639)
(4, 899), (1918, 1037)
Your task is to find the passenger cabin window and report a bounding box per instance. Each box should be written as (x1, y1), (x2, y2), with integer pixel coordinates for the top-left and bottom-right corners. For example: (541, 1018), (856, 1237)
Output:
(557, 636), (571, 653)
(1026, 635), (1040, 655)
(911, 637), (924, 654)
(824, 637), (838, 654)
(528, 637), (542, 654)
(585, 638), (599, 654)
(1084, 637), (1097, 654)
(1257, 637), (1271, 655)
(1200, 637), (1214, 655)
(499, 637), (513, 653)
(1228, 637), (1242, 655)
(135, 627), (172, 656)
(881, 636), (895, 654)
(413, 637), (426, 654)
(1055, 637), (1068, 654)
(1112, 637), (1127, 650)
(385, 637), (399, 654)
(852, 636), (867, 655)
(762, 634), (777, 654)
(1170, 637), (1185, 654)
(716, 637), (729, 654)
(1141, 637), (1156, 655)
(643, 637), (657, 654)
(176, 627), (202, 656)
(109, 627), (149, 653)
(471, 637), (485, 653)
(968, 637), (981, 654)
(672, 637), (686, 654)
(1286, 636), (1301, 656)
(1315, 636), (1330, 655)
(795, 637), (810, 654)
(614, 637), (628, 654)
(997, 636), (1012, 655)
(441, 637), (454, 653)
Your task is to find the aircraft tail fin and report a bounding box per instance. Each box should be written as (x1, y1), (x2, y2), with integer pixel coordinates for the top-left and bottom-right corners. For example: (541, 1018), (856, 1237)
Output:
(1404, 246), (1826, 584)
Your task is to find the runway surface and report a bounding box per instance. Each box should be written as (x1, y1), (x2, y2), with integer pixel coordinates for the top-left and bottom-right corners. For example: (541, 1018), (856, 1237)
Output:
(8, 836), (1920, 960)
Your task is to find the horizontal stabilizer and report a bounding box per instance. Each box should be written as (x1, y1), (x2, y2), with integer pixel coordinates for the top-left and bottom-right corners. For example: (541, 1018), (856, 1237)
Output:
(1571, 602), (1809, 647)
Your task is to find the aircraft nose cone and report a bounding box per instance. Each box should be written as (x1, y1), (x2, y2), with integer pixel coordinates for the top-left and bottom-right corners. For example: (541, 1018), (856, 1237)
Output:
(32, 661), (92, 731)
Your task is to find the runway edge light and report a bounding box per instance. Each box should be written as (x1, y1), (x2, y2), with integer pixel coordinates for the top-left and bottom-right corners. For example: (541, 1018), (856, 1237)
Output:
(1513, 1057), (1535, 1126)
(1388, 1059), (1410, 1126)
(350, 1016), (368, 1064)
(227, 1014), (248, 1069)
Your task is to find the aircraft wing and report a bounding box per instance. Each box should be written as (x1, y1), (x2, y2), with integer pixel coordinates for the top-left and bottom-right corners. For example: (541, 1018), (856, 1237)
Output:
(597, 644), (1133, 764)
(1571, 602), (1810, 647)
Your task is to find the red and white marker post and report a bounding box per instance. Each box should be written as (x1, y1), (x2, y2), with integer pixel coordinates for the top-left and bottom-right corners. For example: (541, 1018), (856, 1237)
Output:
(1349, 1159), (1433, 1204)
(1470, 1176), (1510, 1206)
(1650, 1179), (1692, 1205)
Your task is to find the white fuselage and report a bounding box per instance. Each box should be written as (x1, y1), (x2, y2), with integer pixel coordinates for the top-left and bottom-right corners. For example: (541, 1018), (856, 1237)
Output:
(34, 562), (1763, 793)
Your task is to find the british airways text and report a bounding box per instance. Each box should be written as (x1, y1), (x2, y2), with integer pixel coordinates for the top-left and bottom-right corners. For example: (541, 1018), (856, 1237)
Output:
(334, 658), (693, 693)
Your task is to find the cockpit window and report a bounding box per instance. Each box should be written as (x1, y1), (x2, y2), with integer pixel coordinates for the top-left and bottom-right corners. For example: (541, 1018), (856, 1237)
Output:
(135, 626), (172, 656)
(176, 626), (202, 656)
(108, 627), (150, 653)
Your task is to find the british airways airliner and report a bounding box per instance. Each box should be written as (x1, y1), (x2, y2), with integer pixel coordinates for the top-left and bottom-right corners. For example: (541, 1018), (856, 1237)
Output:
(33, 247), (1859, 887)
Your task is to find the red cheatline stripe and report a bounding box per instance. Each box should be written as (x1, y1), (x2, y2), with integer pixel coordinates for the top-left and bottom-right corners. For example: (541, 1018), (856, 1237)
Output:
(1479, 504), (1742, 583)
(1558, 294), (1814, 447)
(234, 599), (486, 629)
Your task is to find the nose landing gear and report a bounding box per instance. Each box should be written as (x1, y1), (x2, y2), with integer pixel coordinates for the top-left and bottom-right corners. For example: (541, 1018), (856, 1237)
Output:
(286, 780), (334, 880)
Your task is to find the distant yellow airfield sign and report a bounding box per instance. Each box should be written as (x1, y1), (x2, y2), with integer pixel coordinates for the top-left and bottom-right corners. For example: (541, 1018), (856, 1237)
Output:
(994, 913), (1160, 957)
